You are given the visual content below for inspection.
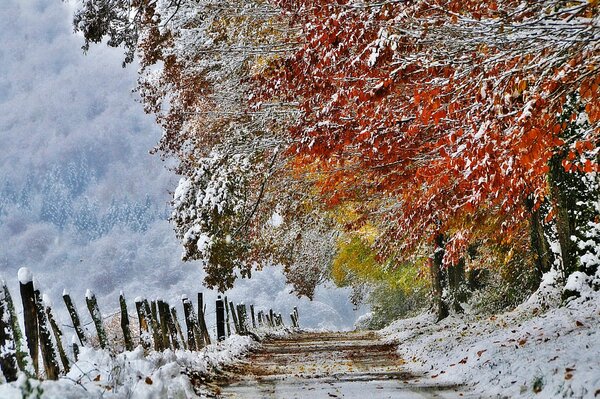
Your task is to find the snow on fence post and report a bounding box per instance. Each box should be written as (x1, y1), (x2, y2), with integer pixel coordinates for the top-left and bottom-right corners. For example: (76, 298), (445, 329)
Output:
(33, 289), (60, 380)
(197, 293), (211, 345)
(85, 290), (108, 349)
(294, 307), (299, 326)
(216, 296), (226, 341)
(19, 268), (39, 375)
(0, 284), (19, 382)
(224, 295), (231, 337)
(157, 300), (171, 350)
(44, 297), (70, 373)
(278, 313), (284, 327)
(182, 296), (197, 351)
(269, 309), (275, 328)
(2, 281), (29, 374)
(62, 290), (87, 346)
(170, 307), (187, 350)
(119, 292), (133, 352)
(290, 313), (296, 328)
(250, 305), (256, 329)
(142, 299), (162, 351)
(134, 297), (151, 350)
(229, 301), (240, 335)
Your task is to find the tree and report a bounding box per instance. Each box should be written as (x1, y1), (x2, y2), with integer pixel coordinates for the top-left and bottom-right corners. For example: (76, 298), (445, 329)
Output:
(258, 0), (599, 317)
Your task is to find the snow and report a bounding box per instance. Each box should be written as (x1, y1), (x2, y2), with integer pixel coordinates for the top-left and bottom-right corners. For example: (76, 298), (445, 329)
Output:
(62, 289), (69, 297)
(17, 267), (33, 284)
(0, 335), (256, 399)
(381, 289), (600, 398)
(267, 212), (284, 228)
(85, 289), (94, 300)
(42, 294), (53, 308)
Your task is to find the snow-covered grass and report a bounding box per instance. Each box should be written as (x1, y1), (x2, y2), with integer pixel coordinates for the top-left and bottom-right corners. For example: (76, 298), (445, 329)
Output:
(0, 335), (256, 399)
(380, 282), (600, 398)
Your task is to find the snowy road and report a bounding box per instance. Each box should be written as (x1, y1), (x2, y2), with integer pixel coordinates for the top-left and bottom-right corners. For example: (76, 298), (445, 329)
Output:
(214, 332), (475, 399)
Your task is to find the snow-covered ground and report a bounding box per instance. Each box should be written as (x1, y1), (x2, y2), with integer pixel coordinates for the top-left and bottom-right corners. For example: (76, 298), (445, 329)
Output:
(0, 335), (256, 399)
(381, 282), (600, 398)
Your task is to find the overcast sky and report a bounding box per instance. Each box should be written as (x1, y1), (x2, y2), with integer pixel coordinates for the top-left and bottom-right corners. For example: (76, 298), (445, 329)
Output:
(0, 0), (361, 331)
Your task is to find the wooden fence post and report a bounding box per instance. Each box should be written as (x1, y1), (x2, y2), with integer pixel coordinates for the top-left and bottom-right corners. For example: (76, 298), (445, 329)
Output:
(182, 296), (197, 351)
(171, 307), (187, 350)
(157, 299), (170, 350)
(19, 268), (39, 375)
(236, 304), (248, 335)
(62, 290), (87, 346)
(250, 305), (256, 329)
(216, 296), (225, 341)
(72, 336), (79, 362)
(0, 285), (18, 382)
(224, 295), (231, 337)
(229, 301), (240, 334)
(45, 300), (69, 373)
(142, 299), (162, 351)
(134, 297), (151, 350)
(269, 309), (275, 328)
(197, 293), (210, 345)
(161, 302), (180, 350)
(119, 292), (133, 351)
(2, 281), (29, 374)
(34, 290), (59, 380)
(85, 290), (108, 349)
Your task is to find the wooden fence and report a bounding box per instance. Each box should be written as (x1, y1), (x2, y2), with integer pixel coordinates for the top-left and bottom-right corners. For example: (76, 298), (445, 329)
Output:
(0, 268), (300, 383)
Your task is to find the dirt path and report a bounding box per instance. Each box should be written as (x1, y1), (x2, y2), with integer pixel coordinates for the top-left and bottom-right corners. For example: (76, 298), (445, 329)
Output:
(210, 331), (475, 399)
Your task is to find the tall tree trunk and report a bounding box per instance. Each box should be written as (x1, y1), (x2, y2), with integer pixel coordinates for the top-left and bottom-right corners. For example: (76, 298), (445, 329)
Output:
(431, 233), (449, 322)
(526, 197), (553, 282)
(448, 259), (466, 313)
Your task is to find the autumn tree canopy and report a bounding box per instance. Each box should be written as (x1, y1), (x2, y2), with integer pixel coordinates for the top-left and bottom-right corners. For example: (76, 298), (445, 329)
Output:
(73, 0), (599, 318)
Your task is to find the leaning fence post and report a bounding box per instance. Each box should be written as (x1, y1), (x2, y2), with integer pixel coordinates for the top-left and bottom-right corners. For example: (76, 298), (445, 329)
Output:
(229, 301), (240, 334)
(216, 296), (225, 341)
(157, 299), (171, 350)
(197, 293), (211, 345)
(161, 302), (179, 350)
(63, 290), (87, 346)
(44, 298), (69, 373)
(19, 268), (39, 375)
(85, 290), (108, 349)
(182, 296), (197, 351)
(34, 289), (59, 380)
(119, 292), (133, 351)
(2, 281), (29, 374)
(0, 284), (18, 382)
(224, 295), (231, 337)
(269, 309), (275, 328)
(184, 298), (204, 350)
(171, 307), (187, 350)
(134, 297), (151, 350)
(143, 299), (162, 351)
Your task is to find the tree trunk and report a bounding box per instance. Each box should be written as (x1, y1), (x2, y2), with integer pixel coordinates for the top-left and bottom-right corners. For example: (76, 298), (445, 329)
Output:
(527, 199), (553, 282)
(431, 233), (449, 322)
